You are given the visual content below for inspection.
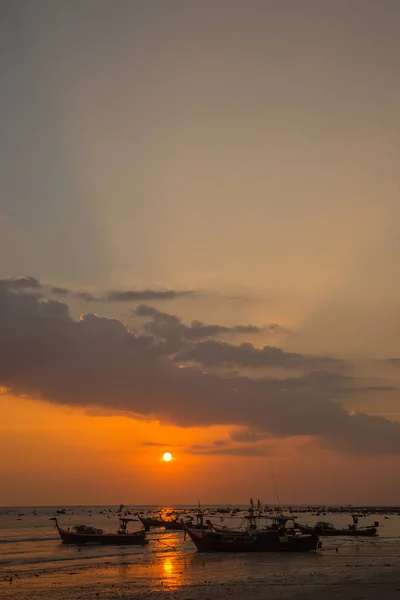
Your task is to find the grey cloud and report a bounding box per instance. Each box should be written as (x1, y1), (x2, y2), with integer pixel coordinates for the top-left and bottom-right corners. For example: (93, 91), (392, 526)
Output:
(51, 286), (69, 295)
(383, 358), (400, 368)
(321, 413), (400, 456)
(187, 444), (276, 457)
(1, 285), (400, 456)
(141, 441), (182, 447)
(76, 292), (97, 302)
(132, 305), (285, 355)
(106, 289), (195, 302)
(174, 339), (344, 371)
(0, 276), (41, 290)
(1, 277), (196, 303)
(230, 429), (272, 443)
(59, 288), (195, 302)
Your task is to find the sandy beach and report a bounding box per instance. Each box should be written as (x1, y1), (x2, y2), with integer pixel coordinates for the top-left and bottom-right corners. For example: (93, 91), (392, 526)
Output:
(2, 558), (400, 600)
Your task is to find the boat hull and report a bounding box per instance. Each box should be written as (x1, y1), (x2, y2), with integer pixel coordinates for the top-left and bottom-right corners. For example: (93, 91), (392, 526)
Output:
(298, 526), (377, 537)
(184, 526), (319, 552)
(57, 527), (147, 545)
(139, 517), (164, 528)
(163, 521), (184, 530)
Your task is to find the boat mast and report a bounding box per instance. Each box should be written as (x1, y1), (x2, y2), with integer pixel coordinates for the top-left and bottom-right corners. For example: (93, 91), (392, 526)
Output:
(272, 471), (282, 513)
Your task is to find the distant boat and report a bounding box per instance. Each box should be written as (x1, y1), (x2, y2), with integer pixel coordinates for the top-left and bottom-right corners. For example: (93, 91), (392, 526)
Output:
(50, 517), (147, 545)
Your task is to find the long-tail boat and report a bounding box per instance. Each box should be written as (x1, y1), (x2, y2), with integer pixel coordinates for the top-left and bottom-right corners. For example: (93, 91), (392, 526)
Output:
(296, 514), (379, 537)
(206, 520), (249, 536)
(182, 515), (320, 552)
(136, 513), (151, 531)
(137, 513), (164, 528)
(296, 520), (378, 537)
(163, 519), (185, 530)
(50, 517), (147, 545)
(205, 499), (298, 538)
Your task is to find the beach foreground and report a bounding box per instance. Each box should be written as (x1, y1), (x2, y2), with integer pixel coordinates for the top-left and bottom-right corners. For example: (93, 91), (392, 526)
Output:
(2, 508), (400, 599)
(2, 552), (400, 600)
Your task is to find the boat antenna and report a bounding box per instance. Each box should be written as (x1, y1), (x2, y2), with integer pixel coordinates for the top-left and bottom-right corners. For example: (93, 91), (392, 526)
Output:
(272, 471), (282, 513)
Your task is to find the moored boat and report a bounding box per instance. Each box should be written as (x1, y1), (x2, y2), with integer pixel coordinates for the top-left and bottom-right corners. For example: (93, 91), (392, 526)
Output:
(51, 517), (148, 545)
(136, 513), (151, 531)
(182, 517), (320, 553)
(138, 514), (165, 528)
(163, 519), (185, 530)
(296, 520), (378, 537)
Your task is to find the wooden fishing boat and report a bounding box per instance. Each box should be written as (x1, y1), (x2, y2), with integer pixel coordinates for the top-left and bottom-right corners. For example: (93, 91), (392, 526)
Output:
(296, 521), (378, 537)
(163, 519), (185, 530)
(182, 520), (320, 553)
(138, 514), (164, 528)
(136, 513), (151, 531)
(207, 521), (249, 536)
(51, 517), (148, 545)
(206, 506), (298, 538)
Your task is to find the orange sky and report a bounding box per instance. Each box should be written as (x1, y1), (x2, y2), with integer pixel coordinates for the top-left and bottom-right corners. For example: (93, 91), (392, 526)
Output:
(1, 394), (399, 507)
(1, 2), (400, 506)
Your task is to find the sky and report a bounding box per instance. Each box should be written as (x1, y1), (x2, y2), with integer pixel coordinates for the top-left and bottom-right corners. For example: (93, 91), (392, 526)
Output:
(1, 0), (400, 506)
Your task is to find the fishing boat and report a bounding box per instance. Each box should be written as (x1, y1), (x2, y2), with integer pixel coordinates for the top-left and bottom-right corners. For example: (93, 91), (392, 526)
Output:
(207, 521), (249, 536)
(50, 517), (147, 545)
(182, 516), (320, 552)
(296, 518), (378, 537)
(163, 519), (185, 530)
(138, 514), (164, 528)
(136, 513), (151, 531)
(205, 498), (296, 538)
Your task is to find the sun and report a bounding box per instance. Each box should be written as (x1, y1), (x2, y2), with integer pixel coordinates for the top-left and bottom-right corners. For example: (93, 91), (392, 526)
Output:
(162, 452), (172, 462)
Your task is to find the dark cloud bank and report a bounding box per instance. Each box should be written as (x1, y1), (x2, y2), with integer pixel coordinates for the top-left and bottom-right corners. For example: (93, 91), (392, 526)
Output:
(1, 278), (400, 456)
(2, 276), (196, 302)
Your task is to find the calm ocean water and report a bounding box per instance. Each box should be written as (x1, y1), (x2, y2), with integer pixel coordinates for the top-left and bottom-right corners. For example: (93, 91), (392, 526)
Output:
(1, 505), (400, 584)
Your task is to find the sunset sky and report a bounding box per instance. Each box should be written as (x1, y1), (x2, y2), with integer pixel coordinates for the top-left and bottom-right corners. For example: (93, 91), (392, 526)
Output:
(1, 1), (400, 506)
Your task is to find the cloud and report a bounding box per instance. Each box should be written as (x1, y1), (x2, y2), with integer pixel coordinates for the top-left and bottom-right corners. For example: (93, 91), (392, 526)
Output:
(174, 339), (344, 371)
(187, 444), (276, 457)
(105, 289), (195, 302)
(0, 277), (196, 303)
(383, 358), (400, 368)
(1, 285), (400, 456)
(55, 288), (195, 302)
(50, 286), (70, 296)
(321, 413), (400, 456)
(230, 429), (272, 443)
(141, 441), (183, 448)
(0, 277), (41, 290)
(132, 305), (287, 356)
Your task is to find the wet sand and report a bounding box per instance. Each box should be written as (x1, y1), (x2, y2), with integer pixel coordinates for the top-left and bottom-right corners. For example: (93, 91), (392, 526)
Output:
(2, 550), (400, 600)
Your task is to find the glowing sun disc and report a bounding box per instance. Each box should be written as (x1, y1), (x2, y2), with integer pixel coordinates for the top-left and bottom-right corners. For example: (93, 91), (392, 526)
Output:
(163, 452), (172, 462)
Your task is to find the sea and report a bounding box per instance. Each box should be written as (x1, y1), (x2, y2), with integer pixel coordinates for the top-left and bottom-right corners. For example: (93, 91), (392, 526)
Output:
(1, 506), (400, 594)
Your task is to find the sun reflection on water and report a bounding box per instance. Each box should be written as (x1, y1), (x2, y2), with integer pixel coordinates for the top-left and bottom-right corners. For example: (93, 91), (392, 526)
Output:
(163, 558), (173, 574)
(161, 554), (185, 590)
